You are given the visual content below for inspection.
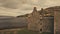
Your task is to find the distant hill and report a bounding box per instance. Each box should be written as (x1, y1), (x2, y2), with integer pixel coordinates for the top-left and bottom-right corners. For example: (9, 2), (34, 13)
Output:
(0, 16), (27, 29)
(0, 16), (14, 19)
(17, 14), (29, 17)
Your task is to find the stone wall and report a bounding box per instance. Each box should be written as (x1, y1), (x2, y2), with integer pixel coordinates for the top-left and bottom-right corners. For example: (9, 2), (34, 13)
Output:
(27, 7), (54, 34)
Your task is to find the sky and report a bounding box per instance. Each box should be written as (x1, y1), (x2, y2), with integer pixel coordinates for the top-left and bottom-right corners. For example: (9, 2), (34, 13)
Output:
(0, 0), (60, 16)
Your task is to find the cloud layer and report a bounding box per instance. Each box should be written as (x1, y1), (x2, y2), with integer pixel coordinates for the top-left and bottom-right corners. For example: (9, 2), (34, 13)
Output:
(0, 0), (60, 16)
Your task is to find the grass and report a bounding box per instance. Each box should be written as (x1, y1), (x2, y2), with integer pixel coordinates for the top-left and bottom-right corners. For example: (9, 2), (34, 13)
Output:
(0, 28), (52, 34)
(17, 29), (39, 34)
(17, 29), (51, 34)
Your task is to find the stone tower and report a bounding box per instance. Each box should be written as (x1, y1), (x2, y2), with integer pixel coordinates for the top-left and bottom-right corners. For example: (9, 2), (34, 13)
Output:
(27, 7), (40, 31)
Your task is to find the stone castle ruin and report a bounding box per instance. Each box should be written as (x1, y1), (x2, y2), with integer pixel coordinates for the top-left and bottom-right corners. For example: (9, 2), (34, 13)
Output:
(27, 7), (54, 34)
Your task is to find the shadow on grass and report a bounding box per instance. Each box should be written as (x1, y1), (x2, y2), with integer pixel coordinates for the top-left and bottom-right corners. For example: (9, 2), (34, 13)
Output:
(41, 32), (52, 34)
(56, 31), (60, 34)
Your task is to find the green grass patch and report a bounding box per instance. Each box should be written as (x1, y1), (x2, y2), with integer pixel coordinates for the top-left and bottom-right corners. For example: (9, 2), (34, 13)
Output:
(56, 31), (59, 34)
(17, 29), (39, 34)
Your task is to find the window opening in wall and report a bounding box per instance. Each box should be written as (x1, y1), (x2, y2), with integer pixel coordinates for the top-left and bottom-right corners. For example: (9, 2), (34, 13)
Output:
(40, 29), (42, 31)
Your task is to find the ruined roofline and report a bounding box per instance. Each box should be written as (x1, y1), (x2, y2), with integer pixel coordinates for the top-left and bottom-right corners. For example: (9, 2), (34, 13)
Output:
(33, 7), (44, 12)
(33, 6), (60, 12)
(33, 7), (37, 12)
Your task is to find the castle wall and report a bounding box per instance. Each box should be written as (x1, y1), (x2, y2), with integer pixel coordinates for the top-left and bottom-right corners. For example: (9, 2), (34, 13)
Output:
(27, 7), (54, 34)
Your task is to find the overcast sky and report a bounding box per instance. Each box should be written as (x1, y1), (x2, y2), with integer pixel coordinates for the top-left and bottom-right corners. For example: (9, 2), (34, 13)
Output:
(0, 0), (60, 16)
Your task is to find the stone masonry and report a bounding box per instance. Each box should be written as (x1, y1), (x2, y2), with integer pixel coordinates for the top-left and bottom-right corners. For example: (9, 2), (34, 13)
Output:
(27, 7), (54, 34)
